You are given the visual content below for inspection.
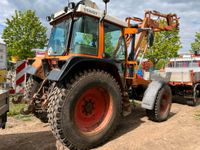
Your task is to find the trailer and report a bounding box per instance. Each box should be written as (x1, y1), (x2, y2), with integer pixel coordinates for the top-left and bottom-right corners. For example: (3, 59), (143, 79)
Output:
(165, 55), (200, 106)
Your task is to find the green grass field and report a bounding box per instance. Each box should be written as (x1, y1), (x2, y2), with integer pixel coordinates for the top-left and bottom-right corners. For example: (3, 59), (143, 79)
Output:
(8, 100), (32, 121)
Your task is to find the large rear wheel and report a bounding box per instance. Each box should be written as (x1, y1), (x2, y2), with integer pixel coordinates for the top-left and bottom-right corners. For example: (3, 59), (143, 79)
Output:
(48, 70), (122, 150)
(146, 84), (172, 122)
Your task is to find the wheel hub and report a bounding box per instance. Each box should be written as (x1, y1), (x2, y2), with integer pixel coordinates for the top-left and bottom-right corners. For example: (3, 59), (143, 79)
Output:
(160, 94), (169, 115)
(82, 99), (95, 115)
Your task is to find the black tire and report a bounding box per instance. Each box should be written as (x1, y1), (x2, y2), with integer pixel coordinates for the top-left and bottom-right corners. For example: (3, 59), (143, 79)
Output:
(48, 70), (122, 150)
(24, 76), (40, 101)
(146, 84), (172, 122)
(187, 83), (200, 106)
(25, 76), (48, 123)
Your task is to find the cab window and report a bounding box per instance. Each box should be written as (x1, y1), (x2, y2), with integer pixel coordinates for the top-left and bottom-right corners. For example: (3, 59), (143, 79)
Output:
(104, 22), (126, 60)
(71, 15), (99, 55)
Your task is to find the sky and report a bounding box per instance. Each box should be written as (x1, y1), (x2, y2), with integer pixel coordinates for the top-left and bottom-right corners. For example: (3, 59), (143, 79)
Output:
(0, 0), (200, 53)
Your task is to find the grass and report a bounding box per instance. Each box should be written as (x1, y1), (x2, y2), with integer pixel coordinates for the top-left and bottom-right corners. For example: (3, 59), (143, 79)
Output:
(195, 111), (200, 120)
(8, 99), (33, 121)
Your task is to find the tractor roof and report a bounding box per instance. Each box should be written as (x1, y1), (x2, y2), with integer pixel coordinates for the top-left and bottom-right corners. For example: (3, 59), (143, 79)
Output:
(50, 2), (128, 27)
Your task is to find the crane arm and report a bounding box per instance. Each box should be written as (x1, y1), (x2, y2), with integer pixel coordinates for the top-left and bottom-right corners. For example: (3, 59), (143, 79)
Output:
(124, 10), (179, 61)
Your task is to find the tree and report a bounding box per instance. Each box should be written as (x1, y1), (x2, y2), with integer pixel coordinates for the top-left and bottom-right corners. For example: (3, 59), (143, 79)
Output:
(104, 32), (114, 54)
(145, 22), (181, 69)
(82, 34), (93, 45)
(191, 32), (200, 53)
(2, 10), (48, 60)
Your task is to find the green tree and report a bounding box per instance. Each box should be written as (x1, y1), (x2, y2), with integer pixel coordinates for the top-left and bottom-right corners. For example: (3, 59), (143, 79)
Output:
(104, 32), (114, 54)
(2, 10), (48, 60)
(191, 32), (200, 53)
(82, 34), (93, 45)
(145, 28), (181, 69)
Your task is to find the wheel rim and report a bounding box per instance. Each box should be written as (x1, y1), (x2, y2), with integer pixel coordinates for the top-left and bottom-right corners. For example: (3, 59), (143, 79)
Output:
(74, 86), (113, 134)
(160, 93), (170, 116)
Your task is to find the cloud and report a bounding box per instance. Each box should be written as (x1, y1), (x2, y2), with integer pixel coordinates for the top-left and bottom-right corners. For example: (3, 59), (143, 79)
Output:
(0, 0), (200, 53)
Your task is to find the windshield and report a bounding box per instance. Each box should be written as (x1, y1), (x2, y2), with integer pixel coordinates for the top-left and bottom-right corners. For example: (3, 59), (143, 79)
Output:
(47, 19), (71, 55)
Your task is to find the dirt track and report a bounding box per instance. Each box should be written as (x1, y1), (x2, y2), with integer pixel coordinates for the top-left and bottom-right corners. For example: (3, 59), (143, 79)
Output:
(0, 100), (200, 150)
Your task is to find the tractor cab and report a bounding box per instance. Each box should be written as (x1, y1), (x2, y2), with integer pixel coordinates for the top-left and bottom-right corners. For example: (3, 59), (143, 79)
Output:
(28, 0), (132, 85)
(26, 0), (153, 93)
(46, 0), (128, 60)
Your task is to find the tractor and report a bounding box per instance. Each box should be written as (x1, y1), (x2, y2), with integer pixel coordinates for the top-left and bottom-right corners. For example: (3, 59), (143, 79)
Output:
(21, 0), (179, 149)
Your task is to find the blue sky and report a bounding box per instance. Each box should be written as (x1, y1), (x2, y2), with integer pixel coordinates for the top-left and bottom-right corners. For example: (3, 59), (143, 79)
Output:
(0, 0), (200, 53)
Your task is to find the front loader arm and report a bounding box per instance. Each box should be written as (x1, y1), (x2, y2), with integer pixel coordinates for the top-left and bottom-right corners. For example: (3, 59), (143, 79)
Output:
(123, 10), (179, 84)
(124, 10), (179, 60)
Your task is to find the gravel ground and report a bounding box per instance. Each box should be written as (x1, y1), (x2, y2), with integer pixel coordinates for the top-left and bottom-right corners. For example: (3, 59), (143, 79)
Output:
(0, 101), (200, 150)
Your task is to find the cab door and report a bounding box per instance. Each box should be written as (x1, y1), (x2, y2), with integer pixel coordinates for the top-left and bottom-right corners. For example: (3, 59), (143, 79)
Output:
(103, 22), (126, 76)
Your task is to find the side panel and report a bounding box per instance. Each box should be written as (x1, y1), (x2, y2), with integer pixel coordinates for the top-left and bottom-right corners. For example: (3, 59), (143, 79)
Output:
(141, 81), (165, 110)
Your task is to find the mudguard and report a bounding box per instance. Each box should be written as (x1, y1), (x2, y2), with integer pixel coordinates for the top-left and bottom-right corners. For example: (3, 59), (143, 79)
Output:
(26, 58), (46, 79)
(26, 65), (38, 75)
(141, 80), (165, 110)
(47, 57), (119, 82)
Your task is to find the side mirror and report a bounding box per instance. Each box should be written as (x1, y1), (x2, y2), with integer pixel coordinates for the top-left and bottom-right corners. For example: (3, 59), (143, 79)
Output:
(148, 30), (154, 47)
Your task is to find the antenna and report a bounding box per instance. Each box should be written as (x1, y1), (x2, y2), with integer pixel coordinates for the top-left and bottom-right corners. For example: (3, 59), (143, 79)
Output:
(100, 0), (110, 22)
(103, 0), (110, 15)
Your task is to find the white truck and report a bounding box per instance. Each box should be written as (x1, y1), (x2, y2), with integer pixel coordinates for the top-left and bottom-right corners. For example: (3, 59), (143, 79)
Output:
(165, 55), (200, 106)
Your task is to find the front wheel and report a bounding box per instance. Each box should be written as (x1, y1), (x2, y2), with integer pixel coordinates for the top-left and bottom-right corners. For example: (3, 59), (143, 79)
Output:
(146, 84), (172, 122)
(48, 70), (122, 150)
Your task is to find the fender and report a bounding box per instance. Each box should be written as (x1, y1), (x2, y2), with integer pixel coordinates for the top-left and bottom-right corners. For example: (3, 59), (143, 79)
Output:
(26, 65), (38, 75)
(47, 56), (121, 82)
(26, 58), (46, 79)
(141, 80), (166, 110)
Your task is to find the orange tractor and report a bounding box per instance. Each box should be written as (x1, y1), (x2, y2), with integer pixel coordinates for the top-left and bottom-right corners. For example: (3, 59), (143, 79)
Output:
(22, 0), (179, 149)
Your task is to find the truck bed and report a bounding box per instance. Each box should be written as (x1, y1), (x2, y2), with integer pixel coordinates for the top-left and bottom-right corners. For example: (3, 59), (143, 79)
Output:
(165, 67), (200, 83)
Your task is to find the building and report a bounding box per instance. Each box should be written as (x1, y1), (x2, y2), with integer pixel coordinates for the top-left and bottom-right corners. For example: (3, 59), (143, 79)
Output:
(0, 43), (6, 70)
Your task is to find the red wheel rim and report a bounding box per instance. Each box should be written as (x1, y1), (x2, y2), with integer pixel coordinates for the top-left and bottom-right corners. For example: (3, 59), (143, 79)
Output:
(160, 93), (170, 116)
(74, 86), (113, 134)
